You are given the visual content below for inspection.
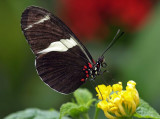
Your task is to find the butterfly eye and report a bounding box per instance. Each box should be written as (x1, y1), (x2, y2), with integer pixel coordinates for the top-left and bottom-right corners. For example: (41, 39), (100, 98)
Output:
(102, 62), (107, 68)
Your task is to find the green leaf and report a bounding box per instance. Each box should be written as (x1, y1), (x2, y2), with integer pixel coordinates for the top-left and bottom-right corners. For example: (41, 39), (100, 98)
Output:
(59, 100), (97, 119)
(4, 108), (70, 119)
(59, 103), (78, 119)
(134, 98), (160, 119)
(73, 88), (93, 105)
(59, 88), (96, 119)
(59, 102), (88, 119)
(86, 99), (96, 108)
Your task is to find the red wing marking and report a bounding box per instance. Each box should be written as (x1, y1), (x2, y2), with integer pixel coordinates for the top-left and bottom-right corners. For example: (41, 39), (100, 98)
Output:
(86, 74), (89, 78)
(81, 78), (85, 82)
(84, 65), (87, 69)
(88, 63), (92, 68)
(92, 59), (96, 64)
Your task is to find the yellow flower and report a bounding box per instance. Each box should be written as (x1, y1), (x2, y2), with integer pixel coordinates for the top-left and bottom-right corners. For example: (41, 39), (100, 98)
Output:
(96, 81), (139, 118)
(96, 84), (112, 100)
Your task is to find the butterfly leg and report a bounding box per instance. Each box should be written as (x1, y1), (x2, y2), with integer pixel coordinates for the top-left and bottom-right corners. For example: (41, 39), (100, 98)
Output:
(89, 78), (104, 100)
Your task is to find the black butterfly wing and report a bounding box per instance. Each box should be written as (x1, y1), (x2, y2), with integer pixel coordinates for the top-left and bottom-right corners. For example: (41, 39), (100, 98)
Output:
(21, 6), (93, 94)
(36, 50), (88, 94)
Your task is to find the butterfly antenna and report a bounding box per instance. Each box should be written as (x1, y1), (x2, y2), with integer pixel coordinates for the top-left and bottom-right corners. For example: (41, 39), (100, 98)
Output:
(101, 29), (124, 57)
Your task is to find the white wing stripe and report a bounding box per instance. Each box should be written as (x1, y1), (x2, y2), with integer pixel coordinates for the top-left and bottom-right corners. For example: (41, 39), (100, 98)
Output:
(60, 38), (77, 48)
(24, 15), (50, 30)
(37, 37), (77, 54)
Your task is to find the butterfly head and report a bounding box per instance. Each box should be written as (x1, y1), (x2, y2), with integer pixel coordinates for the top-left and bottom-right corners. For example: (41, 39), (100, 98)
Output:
(98, 56), (107, 68)
(89, 56), (106, 78)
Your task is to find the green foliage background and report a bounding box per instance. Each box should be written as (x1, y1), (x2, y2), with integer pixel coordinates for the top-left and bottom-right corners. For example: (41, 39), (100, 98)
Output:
(0, 0), (160, 118)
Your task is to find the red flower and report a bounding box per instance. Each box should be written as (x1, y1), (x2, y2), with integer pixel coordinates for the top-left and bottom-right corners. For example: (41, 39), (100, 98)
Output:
(58, 0), (154, 40)
(102, 0), (154, 31)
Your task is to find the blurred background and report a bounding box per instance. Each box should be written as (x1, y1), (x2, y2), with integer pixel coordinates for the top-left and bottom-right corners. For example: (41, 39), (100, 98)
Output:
(0, 0), (160, 118)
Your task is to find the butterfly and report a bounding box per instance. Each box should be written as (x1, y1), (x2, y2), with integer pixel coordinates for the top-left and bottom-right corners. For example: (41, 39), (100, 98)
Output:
(21, 6), (123, 94)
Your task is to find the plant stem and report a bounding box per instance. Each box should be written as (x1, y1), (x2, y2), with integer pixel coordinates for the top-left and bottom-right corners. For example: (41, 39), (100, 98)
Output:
(94, 106), (100, 119)
(83, 113), (90, 119)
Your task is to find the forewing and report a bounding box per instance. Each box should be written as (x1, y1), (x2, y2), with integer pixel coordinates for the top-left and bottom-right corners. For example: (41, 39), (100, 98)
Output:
(21, 6), (93, 63)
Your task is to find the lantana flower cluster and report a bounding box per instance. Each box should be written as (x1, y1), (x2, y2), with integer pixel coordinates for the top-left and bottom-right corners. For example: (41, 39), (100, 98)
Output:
(96, 81), (139, 118)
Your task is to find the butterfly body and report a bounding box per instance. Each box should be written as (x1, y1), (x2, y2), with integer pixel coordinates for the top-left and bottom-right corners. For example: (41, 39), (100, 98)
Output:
(21, 6), (106, 94)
